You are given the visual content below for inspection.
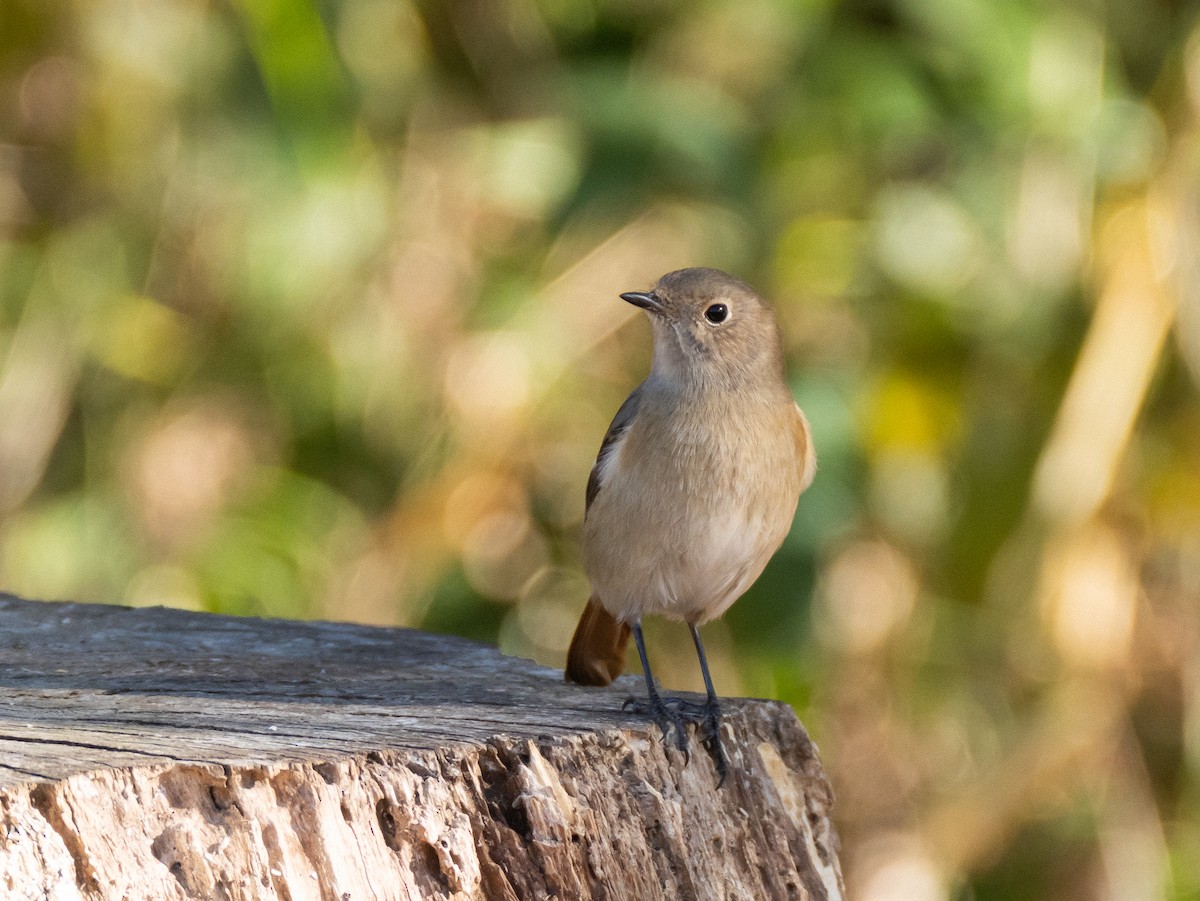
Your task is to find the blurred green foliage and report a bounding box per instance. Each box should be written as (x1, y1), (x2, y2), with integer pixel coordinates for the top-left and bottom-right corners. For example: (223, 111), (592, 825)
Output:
(3, 0), (1200, 896)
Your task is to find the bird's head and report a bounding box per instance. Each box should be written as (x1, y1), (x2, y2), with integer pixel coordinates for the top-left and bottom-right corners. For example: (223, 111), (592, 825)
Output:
(621, 268), (786, 390)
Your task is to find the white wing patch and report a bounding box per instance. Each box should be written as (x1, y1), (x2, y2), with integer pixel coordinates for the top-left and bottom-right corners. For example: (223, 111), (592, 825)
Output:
(593, 426), (627, 495)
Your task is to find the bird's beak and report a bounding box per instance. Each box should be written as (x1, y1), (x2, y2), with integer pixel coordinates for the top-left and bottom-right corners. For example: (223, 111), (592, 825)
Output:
(620, 291), (666, 314)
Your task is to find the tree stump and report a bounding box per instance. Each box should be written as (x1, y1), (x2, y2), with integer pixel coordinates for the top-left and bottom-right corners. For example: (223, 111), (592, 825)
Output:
(0, 594), (844, 900)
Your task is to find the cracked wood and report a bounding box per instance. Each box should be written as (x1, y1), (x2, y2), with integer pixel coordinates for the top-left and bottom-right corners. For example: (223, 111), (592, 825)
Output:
(0, 594), (844, 900)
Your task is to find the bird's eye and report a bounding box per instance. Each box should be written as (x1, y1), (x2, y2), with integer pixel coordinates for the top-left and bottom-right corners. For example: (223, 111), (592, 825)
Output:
(704, 303), (728, 324)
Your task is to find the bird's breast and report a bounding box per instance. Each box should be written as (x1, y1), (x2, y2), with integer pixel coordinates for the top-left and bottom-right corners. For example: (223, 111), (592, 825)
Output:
(581, 393), (805, 623)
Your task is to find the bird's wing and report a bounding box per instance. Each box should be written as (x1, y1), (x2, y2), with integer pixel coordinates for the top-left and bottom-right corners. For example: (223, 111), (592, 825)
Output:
(585, 383), (643, 514)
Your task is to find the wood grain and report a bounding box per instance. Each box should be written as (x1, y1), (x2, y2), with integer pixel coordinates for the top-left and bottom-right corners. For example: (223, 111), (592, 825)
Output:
(0, 594), (843, 900)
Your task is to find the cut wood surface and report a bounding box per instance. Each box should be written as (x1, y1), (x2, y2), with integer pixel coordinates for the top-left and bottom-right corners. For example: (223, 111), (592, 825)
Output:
(0, 594), (844, 900)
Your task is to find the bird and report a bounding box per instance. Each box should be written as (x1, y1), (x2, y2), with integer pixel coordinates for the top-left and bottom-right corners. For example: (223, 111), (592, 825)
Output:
(564, 267), (815, 783)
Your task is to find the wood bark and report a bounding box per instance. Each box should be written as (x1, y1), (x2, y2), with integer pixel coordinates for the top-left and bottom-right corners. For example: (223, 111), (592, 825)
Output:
(0, 594), (844, 900)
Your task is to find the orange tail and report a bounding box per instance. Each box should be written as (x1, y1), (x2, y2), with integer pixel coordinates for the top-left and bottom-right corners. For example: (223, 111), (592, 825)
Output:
(565, 597), (631, 686)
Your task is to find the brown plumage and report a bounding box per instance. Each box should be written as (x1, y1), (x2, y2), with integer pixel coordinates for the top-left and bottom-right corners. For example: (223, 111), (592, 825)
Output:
(563, 268), (814, 782)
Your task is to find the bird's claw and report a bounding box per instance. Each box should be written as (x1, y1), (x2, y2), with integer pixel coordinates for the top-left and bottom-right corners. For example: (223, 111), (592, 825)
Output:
(699, 703), (730, 786)
(625, 694), (730, 783)
(623, 694), (691, 757)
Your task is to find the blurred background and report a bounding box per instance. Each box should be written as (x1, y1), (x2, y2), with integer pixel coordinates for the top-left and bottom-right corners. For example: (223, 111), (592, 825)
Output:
(2, 0), (1200, 896)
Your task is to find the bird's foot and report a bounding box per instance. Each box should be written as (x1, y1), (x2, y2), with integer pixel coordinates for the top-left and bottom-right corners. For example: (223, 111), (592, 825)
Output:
(664, 697), (729, 785)
(623, 693), (690, 757)
(699, 701), (730, 786)
(626, 695), (729, 784)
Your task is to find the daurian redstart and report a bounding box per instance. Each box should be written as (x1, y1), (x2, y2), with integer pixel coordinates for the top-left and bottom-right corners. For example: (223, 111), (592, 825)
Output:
(565, 267), (815, 782)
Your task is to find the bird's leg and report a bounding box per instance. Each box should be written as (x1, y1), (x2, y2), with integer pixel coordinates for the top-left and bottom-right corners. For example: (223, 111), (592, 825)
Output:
(689, 623), (730, 785)
(622, 622), (690, 756)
